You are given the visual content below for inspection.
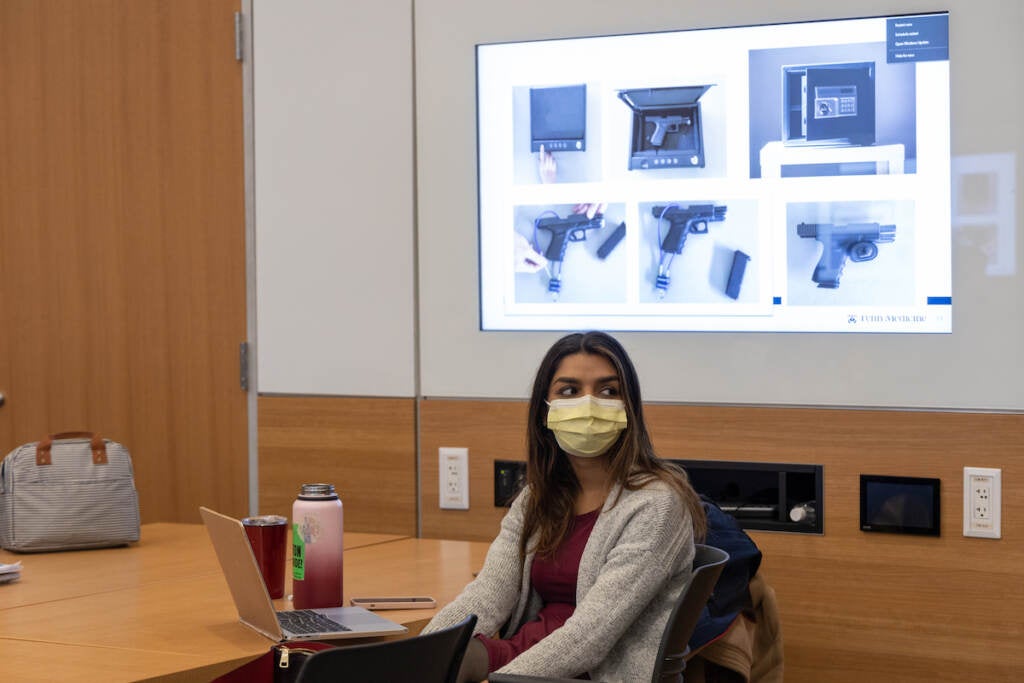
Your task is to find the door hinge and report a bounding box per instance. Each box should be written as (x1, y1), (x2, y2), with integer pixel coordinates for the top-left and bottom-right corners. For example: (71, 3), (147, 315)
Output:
(234, 12), (244, 62)
(239, 341), (250, 391)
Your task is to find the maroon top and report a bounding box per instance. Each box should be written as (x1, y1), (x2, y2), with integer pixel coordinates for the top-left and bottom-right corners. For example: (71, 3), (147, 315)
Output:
(478, 507), (601, 673)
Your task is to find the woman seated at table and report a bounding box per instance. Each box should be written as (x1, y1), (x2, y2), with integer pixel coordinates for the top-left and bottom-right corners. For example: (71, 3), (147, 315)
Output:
(422, 331), (707, 682)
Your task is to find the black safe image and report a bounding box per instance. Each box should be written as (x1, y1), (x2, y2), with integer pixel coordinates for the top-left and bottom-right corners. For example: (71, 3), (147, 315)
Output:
(618, 85), (713, 169)
(530, 84), (587, 152)
(782, 62), (875, 146)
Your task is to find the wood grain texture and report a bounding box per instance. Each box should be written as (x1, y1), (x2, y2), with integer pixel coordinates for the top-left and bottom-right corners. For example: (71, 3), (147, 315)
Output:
(0, 639), (246, 683)
(0, 525), (406, 612)
(419, 398), (1024, 681)
(420, 399), (529, 541)
(0, 527), (488, 681)
(0, 0), (248, 522)
(258, 396), (417, 535)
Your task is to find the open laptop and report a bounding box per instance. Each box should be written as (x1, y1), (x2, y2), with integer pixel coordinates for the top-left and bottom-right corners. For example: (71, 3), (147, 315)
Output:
(200, 506), (407, 641)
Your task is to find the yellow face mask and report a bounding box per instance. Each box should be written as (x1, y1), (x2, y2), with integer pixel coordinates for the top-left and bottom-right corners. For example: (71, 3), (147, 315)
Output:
(545, 395), (628, 458)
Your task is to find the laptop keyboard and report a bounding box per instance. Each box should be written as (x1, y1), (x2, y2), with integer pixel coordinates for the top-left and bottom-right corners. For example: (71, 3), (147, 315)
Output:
(277, 609), (351, 635)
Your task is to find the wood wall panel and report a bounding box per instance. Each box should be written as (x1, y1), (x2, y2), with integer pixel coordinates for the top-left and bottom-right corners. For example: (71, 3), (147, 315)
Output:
(420, 399), (528, 541)
(258, 396), (416, 535)
(0, 0), (248, 523)
(419, 398), (1024, 681)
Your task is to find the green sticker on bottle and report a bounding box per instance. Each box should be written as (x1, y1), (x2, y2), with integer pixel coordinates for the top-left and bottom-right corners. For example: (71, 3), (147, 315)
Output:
(292, 522), (305, 580)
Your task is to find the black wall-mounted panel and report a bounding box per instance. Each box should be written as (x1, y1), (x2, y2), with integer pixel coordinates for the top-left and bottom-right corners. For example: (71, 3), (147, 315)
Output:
(673, 459), (823, 534)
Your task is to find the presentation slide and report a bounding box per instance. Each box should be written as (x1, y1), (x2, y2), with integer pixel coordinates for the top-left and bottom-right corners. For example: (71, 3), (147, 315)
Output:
(477, 12), (951, 333)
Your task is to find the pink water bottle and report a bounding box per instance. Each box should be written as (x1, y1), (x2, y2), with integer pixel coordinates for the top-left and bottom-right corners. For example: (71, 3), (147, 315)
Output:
(291, 483), (344, 609)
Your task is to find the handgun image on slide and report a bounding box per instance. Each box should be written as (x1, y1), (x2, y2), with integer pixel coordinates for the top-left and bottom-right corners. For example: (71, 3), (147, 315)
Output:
(797, 221), (895, 288)
(533, 212), (605, 299)
(618, 85), (713, 169)
(651, 204), (728, 298)
(646, 115), (690, 147)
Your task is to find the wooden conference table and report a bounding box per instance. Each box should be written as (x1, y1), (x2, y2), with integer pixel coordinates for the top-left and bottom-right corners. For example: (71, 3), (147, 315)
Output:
(0, 523), (491, 682)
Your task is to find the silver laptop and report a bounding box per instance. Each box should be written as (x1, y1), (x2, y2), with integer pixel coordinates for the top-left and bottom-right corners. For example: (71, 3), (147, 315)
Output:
(200, 506), (407, 641)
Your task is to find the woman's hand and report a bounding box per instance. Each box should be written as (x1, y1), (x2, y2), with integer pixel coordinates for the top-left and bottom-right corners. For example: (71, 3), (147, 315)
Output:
(538, 144), (557, 184)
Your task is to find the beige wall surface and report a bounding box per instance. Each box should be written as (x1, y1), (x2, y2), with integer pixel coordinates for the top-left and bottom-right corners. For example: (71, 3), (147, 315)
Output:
(252, 0), (417, 397)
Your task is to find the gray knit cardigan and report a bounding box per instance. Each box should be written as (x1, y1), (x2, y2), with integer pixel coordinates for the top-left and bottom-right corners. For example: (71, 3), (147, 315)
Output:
(421, 481), (695, 682)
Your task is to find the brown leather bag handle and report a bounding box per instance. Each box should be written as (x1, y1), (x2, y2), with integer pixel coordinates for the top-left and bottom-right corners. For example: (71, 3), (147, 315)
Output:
(36, 432), (107, 466)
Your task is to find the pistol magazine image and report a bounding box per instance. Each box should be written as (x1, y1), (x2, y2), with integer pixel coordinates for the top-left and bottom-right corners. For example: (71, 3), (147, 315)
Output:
(534, 211), (605, 299)
(651, 204), (728, 298)
(797, 221), (896, 288)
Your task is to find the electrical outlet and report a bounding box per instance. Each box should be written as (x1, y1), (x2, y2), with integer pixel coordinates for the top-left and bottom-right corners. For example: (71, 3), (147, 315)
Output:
(439, 447), (469, 510)
(963, 466), (1001, 539)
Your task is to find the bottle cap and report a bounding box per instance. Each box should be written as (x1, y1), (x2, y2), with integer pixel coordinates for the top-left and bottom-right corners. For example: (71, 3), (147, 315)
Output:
(299, 483), (338, 499)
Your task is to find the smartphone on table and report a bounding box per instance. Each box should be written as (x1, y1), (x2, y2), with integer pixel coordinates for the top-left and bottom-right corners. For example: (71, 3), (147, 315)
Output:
(350, 596), (437, 610)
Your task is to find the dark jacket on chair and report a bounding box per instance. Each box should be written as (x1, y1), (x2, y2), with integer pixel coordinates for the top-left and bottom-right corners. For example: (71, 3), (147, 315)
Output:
(686, 498), (784, 683)
(691, 497), (763, 649)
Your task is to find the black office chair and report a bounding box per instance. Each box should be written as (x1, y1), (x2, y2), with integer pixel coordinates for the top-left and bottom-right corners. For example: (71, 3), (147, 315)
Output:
(295, 613), (477, 683)
(490, 544), (730, 683)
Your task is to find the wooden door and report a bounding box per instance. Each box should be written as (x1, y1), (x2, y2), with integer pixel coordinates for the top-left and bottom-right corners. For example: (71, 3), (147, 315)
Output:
(0, 0), (249, 521)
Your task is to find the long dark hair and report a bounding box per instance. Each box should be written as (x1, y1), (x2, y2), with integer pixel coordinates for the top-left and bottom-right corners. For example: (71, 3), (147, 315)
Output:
(520, 331), (707, 560)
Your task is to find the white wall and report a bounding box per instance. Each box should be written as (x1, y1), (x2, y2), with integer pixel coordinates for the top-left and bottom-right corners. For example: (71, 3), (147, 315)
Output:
(253, 0), (417, 396)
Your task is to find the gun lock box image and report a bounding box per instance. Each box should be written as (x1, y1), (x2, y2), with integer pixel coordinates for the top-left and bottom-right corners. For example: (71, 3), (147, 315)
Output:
(618, 85), (714, 169)
(530, 84), (587, 152)
(782, 62), (876, 146)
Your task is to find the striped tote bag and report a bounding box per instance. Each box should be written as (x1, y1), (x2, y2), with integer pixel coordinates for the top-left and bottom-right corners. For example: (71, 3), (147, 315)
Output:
(0, 432), (140, 552)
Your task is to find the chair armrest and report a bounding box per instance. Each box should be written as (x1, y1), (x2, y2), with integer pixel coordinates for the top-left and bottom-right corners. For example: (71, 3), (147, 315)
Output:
(489, 675), (603, 683)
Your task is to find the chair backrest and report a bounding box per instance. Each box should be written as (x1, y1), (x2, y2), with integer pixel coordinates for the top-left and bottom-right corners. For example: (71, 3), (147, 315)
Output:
(296, 613), (477, 683)
(652, 544), (729, 682)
